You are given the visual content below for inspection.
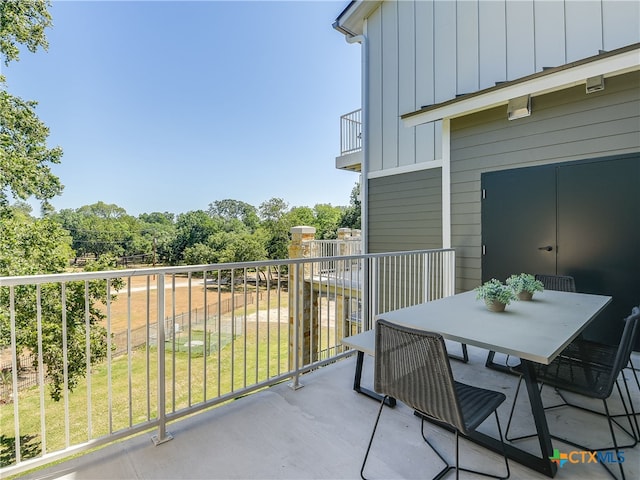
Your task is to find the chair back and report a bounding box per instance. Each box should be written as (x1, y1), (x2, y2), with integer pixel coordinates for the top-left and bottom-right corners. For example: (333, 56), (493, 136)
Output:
(612, 306), (640, 377)
(374, 319), (466, 432)
(534, 274), (576, 292)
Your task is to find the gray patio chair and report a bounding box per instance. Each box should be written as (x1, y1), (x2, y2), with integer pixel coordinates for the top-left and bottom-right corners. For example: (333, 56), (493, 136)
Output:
(485, 274), (577, 372)
(555, 305), (640, 440)
(361, 319), (510, 480)
(506, 307), (640, 480)
(533, 273), (576, 293)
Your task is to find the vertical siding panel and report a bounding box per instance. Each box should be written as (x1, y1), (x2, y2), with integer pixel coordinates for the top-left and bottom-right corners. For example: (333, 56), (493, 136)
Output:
(456, 0), (480, 95)
(602, 0), (640, 51)
(533, 0), (566, 71)
(506, 0), (535, 80)
(434, 0), (457, 103)
(398, 0), (416, 167)
(368, 11), (383, 173)
(479, 0), (507, 89)
(415, 0), (435, 163)
(565, 1), (603, 61)
(381, 1), (399, 169)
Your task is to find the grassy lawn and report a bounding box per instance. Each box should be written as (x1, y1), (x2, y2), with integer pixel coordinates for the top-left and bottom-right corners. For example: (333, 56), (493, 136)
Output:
(0, 321), (296, 465)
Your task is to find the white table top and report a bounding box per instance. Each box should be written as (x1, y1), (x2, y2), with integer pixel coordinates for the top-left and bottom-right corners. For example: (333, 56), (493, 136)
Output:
(375, 290), (612, 365)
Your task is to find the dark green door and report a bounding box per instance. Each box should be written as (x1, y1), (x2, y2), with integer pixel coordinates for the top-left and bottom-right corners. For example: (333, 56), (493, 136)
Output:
(481, 165), (557, 283)
(557, 157), (640, 345)
(481, 155), (640, 347)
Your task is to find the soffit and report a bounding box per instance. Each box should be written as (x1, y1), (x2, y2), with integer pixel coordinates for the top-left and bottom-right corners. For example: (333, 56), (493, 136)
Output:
(402, 43), (640, 127)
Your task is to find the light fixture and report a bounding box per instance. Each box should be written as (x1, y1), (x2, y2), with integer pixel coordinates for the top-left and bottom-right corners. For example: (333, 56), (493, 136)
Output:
(507, 95), (531, 121)
(586, 75), (605, 93)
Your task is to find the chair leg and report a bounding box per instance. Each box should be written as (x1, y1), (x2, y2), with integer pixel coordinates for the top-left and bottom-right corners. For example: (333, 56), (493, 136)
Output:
(420, 420), (454, 480)
(551, 379), (638, 449)
(598, 400), (626, 480)
(360, 395), (387, 480)
(455, 412), (510, 479)
(617, 375), (640, 443)
(364, 400), (510, 480)
(627, 358), (640, 390)
(545, 399), (626, 480)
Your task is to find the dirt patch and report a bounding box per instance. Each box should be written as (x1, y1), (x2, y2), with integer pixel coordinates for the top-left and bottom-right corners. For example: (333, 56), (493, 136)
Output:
(102, 274), (286, 334)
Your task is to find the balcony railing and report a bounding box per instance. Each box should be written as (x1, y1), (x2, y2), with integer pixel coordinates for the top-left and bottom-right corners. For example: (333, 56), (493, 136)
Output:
(0, 249), (454, 476)
(340, 108), (362, 155)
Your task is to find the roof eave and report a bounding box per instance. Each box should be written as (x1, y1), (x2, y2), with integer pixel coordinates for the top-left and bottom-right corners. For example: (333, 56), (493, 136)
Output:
(333, 0), (382, 37)
(402, 43), (640, 127)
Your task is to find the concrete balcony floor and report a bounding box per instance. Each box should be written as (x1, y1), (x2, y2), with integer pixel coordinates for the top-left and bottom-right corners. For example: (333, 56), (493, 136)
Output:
(21, 346), (639, 480)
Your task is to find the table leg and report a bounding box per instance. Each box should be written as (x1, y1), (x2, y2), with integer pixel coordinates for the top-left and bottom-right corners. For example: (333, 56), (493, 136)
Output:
(353, 351), (396, 407)
(448, 343), (469, 363)
(519, 359), (557, 477)
(485, 350), (518, 375)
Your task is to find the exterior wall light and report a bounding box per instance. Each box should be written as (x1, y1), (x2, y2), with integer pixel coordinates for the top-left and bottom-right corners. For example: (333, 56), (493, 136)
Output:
(586, 75), (605, 93)
(507, 95), (531, 121)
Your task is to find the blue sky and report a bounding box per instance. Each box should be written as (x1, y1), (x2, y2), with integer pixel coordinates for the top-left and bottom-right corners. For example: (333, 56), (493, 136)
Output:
(3, 0), (361, 217)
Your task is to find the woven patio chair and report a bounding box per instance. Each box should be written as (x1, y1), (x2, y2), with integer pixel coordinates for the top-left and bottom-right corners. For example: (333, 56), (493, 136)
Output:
(505, 307), (640, 480)
(534, 273), (576, 293)
(361, 319), (510, 480)
(485, 274), (577, 372)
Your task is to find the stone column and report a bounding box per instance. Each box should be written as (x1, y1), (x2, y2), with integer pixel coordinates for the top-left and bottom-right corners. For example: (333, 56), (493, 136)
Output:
(288, 226), (318, 370)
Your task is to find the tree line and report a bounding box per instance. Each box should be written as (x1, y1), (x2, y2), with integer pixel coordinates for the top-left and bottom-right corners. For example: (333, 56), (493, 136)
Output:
(47, 192), (361, 267)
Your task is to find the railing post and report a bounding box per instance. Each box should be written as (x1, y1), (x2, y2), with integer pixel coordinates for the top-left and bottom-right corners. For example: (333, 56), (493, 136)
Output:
(152, 274), (173, 445)
(289, 262), (303, 390)
(288, 226), (316, 382)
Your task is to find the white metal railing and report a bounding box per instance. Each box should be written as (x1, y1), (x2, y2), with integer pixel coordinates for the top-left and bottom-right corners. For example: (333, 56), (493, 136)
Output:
(0, 249), (454, 475)
(340, 108), (362, 155)
(305, 238), (362, 258)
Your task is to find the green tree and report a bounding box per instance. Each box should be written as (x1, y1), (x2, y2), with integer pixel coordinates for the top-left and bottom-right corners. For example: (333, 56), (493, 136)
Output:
(0, 0), (51, 64)
(259, 198), (290, 260)
(219, 231), (268, 264)
(0, 211), (115, 401)
(0, 1), (114, 405)
(313, 203), (344, 239)
(138, 212), (176, 264)
(171, 210), (222, 263)
(0, 1), (62, 214)
(286, 206), (314, 228)
(208, 199), (259, 232)
(339, 182), (361, 230)
(183, 242), (217, 266)
(53, 202), (144, 260)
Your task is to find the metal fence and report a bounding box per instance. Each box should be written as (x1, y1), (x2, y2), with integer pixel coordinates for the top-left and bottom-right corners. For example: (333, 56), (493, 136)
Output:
(0, 353), (38, 403)
(0, 249), (454, 475)
(340, 108), (362, 155)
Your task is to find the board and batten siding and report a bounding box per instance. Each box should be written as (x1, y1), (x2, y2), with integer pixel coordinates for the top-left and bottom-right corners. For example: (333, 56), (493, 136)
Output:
(367, 169), (442, 254)
(449, 71), (640, 292)
(364, 0), (640, 175)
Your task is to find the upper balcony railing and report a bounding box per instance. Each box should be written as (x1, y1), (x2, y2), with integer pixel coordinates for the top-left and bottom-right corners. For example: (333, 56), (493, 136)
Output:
(340, 108), (362, 155)
(0, 248), (454, 476)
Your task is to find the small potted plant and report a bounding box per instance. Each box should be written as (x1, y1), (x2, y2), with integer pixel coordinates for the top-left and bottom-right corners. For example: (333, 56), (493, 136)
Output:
(475, 279), (517, 312)
(506, 273), (544, 301)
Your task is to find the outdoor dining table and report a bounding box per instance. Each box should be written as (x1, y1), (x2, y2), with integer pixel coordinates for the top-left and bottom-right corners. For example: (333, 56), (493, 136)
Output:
(365, 289), (612, 477)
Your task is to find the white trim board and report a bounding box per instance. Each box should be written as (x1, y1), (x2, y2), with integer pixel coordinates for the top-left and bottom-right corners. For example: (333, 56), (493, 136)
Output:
(367, 159), (442, 179)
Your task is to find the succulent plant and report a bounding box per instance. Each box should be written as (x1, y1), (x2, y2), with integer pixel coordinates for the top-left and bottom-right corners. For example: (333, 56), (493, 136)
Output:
(475, 279), (517, 306)
(506, 273), (544, 295)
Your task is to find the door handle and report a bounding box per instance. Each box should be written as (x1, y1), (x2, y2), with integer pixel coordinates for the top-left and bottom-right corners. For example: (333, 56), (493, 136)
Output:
(538, 245), (553, 252)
